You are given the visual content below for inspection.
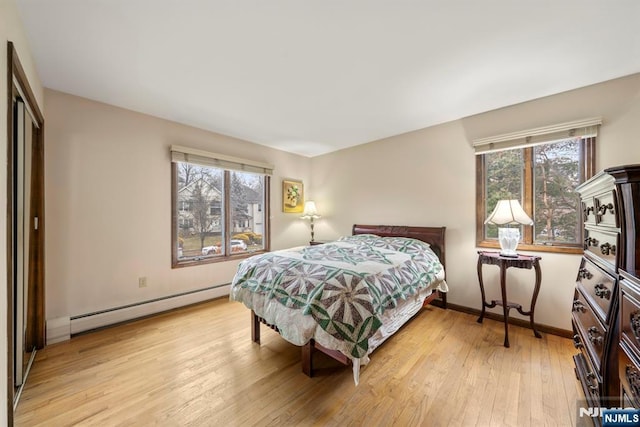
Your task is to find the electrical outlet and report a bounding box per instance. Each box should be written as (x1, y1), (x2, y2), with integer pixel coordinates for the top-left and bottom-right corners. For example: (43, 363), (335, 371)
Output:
(138, 277), (148, 288)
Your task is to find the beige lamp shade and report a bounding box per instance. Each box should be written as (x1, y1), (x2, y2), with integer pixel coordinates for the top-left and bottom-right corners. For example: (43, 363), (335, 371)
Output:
(301, 200), (321, 219)
(485, 199), (533, 226)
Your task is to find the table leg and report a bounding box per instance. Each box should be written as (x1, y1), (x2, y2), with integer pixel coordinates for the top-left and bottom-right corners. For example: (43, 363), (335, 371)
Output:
(529, 260), (542, 338)
(500, 262), (510, 348)
(515, 260), (543, 339)
(477, 257), (487, 324)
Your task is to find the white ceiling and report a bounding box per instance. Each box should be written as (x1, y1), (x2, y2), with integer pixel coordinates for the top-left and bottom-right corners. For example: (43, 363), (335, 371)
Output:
(15, 0), (640, 157)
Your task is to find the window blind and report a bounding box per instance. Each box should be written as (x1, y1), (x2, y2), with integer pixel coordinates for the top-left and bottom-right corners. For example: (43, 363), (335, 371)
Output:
(473, 117), (602, 155)
(170, 145), (274, 175)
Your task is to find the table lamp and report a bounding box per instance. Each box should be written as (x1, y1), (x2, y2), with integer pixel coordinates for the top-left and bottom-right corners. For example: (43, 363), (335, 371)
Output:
(301, 201), (321, 242)
(485, 199), (533, 257)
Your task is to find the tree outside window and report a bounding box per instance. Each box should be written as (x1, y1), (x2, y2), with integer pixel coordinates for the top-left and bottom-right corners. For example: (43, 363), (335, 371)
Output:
(533, 140), (581, 245)
(477, 137), (594, 254)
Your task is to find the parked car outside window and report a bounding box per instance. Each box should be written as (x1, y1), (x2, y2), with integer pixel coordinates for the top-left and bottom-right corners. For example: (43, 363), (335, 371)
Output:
(201, 245), (221, 256)
(231, 239), (247, 252)
(202, 239), (247, 256)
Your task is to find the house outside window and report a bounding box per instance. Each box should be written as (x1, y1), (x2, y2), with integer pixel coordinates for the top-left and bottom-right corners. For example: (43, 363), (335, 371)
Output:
(171, 146), (272, 267)
(475, 119), (600, 254)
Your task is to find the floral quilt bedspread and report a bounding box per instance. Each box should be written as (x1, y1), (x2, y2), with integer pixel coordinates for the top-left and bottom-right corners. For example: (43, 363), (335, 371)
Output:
(230, 234), (447, 359)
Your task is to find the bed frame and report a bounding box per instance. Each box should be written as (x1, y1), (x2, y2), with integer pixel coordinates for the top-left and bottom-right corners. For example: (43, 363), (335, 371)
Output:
(251, 224), (447, 377)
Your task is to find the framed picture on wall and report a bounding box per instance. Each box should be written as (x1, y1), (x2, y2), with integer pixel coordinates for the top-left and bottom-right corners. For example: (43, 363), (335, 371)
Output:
(283, 179), (304, 213)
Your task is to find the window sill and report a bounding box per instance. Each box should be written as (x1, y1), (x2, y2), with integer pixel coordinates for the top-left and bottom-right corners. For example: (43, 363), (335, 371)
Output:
(477, 240), (583, 255)
(172, 250), (265, 268)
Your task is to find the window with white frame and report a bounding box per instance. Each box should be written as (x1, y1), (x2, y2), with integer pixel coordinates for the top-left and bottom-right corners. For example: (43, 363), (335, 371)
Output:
(475, 118), (600, 254)
(171, 146), (272, 267)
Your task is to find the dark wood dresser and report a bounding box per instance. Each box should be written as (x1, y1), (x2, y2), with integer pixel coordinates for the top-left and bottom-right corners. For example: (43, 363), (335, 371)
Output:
(573, 170), (621, 413)
(606, 165), (640, 408)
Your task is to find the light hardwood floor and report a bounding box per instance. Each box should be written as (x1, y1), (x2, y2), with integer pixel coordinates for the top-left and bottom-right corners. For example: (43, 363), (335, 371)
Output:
(15, 298), (581, 426)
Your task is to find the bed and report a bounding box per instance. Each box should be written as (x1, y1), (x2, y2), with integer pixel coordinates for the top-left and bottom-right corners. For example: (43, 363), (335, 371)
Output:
(229, 224), (448, 384)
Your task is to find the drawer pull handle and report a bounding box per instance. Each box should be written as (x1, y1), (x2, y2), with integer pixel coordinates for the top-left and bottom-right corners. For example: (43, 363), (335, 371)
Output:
(600, 242), (616, 256)
(626, 365), (640, 397)
(578, 268), (593, 280)
(594, 283), (611, 300)
(597, 203), (615, 217)
(584, 237), (599, 248)
(584, 205), (595, 218)
(587, 326), (603, 346)
(573, 300), (586, 313)
(572, 334), (583, 349)
(631, 312), (640, 341)
(586, 371), (598, 393)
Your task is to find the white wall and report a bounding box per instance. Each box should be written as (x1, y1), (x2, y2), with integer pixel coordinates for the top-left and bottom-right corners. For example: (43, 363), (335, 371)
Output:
(310, 72), (640, 331)
(45, 89), (312, 320)
(0, 0), (44, 423)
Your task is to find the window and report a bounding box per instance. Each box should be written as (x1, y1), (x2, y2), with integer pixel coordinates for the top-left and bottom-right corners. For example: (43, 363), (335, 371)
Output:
(475, 119), (599, 254)
(209, 201), (221, 216)
(179, 200), (192, 212)
(179, 217), (194, 229)
(171, 146), (272, 267)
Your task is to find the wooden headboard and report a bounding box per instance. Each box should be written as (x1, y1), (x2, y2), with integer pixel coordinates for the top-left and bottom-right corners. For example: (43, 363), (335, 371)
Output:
(352, 224), (446, 271)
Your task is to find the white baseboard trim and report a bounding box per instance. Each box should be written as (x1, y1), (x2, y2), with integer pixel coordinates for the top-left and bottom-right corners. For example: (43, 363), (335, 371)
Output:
(69, 285), (230, 336)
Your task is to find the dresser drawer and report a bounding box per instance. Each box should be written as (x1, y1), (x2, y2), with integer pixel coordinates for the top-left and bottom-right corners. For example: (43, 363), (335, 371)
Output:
(574, 351), (600, 404)
(573, 323), (602, 382)
(595, 190), (618, 228)
(577, 257), (617, 324)
(573, 290), (607, 372)
(584, 226), (619, 270)
(619, 341), (640, 408)
(620, 274), (640, 356)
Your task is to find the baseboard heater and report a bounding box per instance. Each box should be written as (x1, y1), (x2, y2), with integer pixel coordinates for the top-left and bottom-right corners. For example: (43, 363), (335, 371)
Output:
(49, 284), (230, 342)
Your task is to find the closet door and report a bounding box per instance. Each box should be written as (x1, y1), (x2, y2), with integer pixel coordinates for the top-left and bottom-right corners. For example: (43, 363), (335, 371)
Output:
(7, 41), (45, 420)
(13, 98), (36, 387)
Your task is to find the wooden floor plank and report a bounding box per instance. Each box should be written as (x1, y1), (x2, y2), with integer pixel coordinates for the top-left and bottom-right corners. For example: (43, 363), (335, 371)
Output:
(15, 298), (579, 426)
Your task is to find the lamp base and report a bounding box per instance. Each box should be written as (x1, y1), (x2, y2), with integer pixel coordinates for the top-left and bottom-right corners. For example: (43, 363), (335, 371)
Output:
(498, 227), (520, 258)
(499, 251), (519, 258)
